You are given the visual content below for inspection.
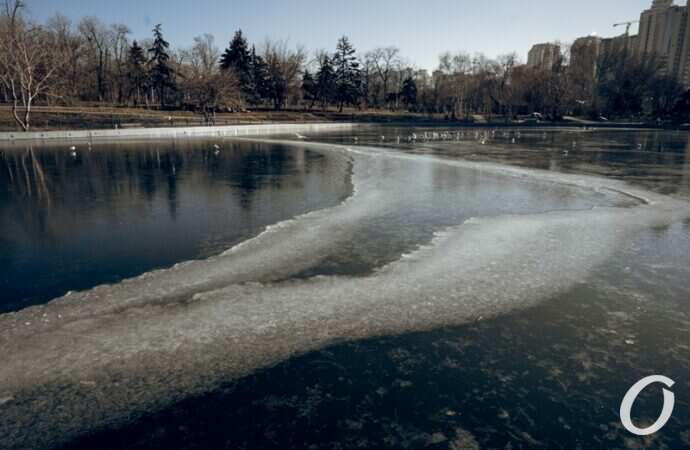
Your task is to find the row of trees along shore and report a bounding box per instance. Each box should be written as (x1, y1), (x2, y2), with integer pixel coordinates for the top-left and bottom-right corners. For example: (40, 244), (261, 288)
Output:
(3, 0), (690, 131)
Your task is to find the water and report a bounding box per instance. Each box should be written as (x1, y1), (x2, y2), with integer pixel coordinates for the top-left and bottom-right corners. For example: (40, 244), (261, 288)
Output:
(1, 127), (690, 449)
(0, 139), (351, 312)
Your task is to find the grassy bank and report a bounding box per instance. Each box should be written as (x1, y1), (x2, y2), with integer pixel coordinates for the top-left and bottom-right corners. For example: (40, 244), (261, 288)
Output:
(0, 106), (447, 132)
(0, 105), (674, 132)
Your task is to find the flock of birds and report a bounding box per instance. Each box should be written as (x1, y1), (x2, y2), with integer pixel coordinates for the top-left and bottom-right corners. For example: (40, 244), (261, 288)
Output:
(292, 130), (588, 157)
(62, 128), (646, 159)
(64, 130), (566, 159)
(293, 129), (563, 149)
(294, 130), (546, 145)
(66, 143), (225, 158)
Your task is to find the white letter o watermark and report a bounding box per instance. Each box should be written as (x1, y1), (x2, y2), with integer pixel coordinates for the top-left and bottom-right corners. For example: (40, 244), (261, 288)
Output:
(620, 375), (675, 436)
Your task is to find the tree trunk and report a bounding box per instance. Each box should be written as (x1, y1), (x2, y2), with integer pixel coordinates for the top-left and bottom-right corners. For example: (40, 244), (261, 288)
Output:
(11, 95), (29, 131)
(24, 101), (31, 131)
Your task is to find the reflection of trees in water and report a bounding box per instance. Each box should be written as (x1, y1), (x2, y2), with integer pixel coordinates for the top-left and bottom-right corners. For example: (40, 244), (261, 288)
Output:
(0, 148), (55, 239)
(236, 142), (291, 209)
(557, 131), (690, 195)
(2, 147), (52, 205)
(0, 139), (320, 238)
(0, 140), (348, 311)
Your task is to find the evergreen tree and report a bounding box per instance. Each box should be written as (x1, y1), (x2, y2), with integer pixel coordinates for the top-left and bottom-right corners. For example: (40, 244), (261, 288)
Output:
(332, 36), (361, 112)
(220, 30), (250, 72)
(400, 77), (418, 109)
(315, 55), (336, 109)
(127, 40), (148, 106)
(220, 30), (252, 100)
(247, 45), (270, 105)
(301, 70), (318, 110)
(148, 24), (175, 109)
(266, 59), (288, 110)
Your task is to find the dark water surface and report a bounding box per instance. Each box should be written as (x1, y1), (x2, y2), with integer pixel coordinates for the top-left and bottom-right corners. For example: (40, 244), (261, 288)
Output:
(3, 127), (690, 449)
(0, 140), (351, 312)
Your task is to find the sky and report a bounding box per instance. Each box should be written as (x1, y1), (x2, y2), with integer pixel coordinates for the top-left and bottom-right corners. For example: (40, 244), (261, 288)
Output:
(27, 0), (653, 71)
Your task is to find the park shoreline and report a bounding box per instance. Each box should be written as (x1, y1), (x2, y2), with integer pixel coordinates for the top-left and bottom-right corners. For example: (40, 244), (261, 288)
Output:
(0, 122), (359, 145)
(1, 119), (686, 147)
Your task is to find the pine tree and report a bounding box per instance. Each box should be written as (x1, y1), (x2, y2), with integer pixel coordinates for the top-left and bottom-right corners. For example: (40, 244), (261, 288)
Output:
(247, 45), (270, 105)
(316, 55), (336, 109)
(332, 36), (361, 112)
(127, 41), (148, 106)
(220, 30), (250, 71)
(148, 24), (175, 109)
(220, 30), (252, 100)
(301, 70), (318, 110)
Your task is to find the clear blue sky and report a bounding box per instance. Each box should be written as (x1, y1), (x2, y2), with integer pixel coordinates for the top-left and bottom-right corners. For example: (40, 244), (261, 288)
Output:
(27, 0), (652, 70)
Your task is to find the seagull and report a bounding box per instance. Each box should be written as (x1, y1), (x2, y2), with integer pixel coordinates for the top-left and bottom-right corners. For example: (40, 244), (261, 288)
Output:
(380, 135), (386, 141)
(69, 146), (77, 157)
(213, 144), (221, 155)
(295, 133), (307, 140)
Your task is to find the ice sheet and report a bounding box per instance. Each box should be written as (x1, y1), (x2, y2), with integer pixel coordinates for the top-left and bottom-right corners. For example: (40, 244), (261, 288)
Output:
(1, 140), (688, 449)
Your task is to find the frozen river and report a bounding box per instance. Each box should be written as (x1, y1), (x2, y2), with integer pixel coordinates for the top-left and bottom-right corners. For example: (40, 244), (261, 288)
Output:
(1, 127), (690, 449)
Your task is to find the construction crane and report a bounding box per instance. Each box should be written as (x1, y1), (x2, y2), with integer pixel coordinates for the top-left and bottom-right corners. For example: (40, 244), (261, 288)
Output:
(613, 20), (640, 35)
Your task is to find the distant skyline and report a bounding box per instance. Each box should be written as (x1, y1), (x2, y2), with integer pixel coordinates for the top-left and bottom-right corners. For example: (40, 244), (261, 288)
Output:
(27, 0), (653, 70)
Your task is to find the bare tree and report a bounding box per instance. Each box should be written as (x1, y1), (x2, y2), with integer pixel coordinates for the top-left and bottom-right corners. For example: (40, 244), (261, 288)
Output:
(0, 0), (64, 130)
(45, 14), (82, 104)
(179, 34), (239, 121)
(78, 16), (111, 101)
(189, 34), (219, 75)
(365, 46), (400, 107)
(496, 53), (519, 120)
(109, 23), (130, 103)
(262, 39), (305, 109)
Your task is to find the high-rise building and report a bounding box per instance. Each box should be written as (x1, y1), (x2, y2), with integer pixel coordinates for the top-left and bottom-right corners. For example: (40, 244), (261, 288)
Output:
(527, 43), (561, 70)
(636, 0), (686, 77)
(571, 36), (603, 79)
(568, 1), (690, 87)
(602, 33), (639, 59)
